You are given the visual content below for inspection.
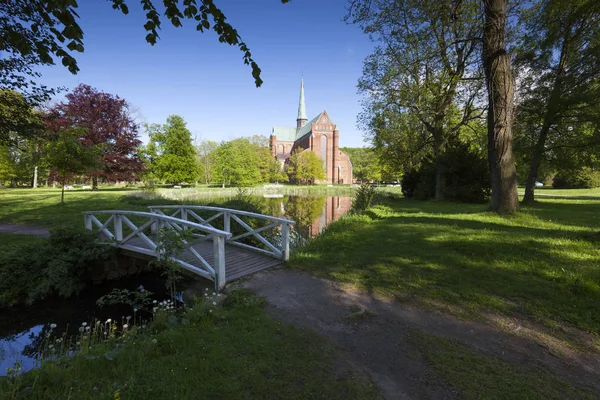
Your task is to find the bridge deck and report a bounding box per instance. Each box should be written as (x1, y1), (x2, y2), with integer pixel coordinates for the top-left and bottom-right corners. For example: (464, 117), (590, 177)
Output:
(126, 236), (282, 282)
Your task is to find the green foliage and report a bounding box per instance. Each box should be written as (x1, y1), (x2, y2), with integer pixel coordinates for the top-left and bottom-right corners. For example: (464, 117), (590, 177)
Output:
(352, 182), (377, 212)
(44, 128), (102, 202)
(0, 89), (43, 146)
(402, 141), (490, 203)
(212, 137), (265, 186)
(286, 149), (326, 184)
(145, 115), (198, 184)
(151, 228), (193, 300)
(553, 167), (600, 189)
(96, 288), (155, 312)
(341, 147), (381, 181)
(0, 227), (114, 308)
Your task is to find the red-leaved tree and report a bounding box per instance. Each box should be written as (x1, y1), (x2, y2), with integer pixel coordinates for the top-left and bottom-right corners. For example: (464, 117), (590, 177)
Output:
(45, 84), (144, 189)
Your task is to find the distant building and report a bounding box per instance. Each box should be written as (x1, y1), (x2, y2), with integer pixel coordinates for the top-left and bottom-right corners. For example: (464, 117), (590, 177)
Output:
(270, 78), (353, 184)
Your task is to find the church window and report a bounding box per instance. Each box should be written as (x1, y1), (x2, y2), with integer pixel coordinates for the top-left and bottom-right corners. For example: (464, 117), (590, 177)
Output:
(320, 135), (327, 172)
(278, 144), (284, 154)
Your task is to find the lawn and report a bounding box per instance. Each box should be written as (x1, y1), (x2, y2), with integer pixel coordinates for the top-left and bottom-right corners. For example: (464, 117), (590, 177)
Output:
(291, 196), (600, 335)
(0, 292), (379, 400)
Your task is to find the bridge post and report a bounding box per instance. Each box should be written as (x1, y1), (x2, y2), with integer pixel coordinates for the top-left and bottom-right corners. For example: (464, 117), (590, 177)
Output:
(224, 211), (231, 234)
(213, 234), (226, 291)
(114, 214), (123, 241)
(84, 214), (92, 230)
(281, 223), (290, 261)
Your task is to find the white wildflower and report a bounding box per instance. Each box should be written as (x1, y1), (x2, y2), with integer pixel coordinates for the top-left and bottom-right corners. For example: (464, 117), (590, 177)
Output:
(106, 319), (112, 323)
(153, 300), (157, 304)
(151, 339), (157, 344)
(209, 309), (213, 313)
(81, 322), (87, 327)
(85, 326), (90, 331)
(50, 323), (57, 329)
(212, 302), (216, 306)
(133, 308), (138, 312)
(123, 324), (128, 329)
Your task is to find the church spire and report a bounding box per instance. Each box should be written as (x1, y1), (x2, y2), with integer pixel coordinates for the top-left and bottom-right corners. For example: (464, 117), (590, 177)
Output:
(297, 76), (307, 129)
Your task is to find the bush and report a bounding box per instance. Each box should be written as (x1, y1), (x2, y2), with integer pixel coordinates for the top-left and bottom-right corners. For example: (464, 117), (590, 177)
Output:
(401, 141), (490, 203)
(352, 182), (377, 212)
(553, 167), (600, 189)
(0, 228), (115, 308)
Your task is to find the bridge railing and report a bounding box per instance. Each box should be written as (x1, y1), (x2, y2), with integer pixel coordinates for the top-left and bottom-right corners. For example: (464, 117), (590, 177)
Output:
(148, 205), (294, 261)
(82, 210), (231, 289)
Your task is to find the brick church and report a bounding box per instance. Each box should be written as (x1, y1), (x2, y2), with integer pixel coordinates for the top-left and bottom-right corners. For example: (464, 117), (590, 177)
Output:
(270, 78), (353, 184)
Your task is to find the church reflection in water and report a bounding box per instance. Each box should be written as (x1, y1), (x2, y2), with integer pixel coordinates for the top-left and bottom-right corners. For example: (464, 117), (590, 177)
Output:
(277, 196), (352, 238)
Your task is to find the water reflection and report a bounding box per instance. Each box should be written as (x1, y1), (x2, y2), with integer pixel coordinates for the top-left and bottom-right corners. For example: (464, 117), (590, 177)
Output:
(281, 196), (352, 237)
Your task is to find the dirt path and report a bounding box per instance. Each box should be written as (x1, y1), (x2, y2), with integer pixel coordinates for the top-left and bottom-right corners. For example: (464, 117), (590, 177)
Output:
(0, 223), (50, 238)
(243, 269), (600, 400)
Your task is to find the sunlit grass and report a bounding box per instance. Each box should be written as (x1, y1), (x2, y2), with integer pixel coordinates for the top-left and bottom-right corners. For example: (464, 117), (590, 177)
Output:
(291, 197), (600, 334)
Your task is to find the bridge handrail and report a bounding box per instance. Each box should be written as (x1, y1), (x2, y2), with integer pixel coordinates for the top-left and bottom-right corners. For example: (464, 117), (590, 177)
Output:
(148, 205), (295, 225)
(148, 205), (294, 261)
(82, 210), (231, 238)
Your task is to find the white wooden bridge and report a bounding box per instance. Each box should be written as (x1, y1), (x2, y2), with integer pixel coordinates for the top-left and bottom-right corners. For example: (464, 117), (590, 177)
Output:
(83, 205), (294, 290)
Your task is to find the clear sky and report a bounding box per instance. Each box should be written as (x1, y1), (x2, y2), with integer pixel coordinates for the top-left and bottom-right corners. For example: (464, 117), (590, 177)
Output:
(37, 0), (374, 147)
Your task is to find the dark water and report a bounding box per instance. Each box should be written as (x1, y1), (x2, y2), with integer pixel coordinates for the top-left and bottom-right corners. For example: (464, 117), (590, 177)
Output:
(0, 195), (352, 375)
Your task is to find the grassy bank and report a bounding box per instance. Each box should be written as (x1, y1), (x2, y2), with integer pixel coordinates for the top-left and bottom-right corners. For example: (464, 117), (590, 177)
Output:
(0, 291), (379, 400)
(290, 197), (600, 334)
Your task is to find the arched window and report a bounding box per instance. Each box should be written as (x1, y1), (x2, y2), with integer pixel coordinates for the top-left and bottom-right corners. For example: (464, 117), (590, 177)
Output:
(320, 135), (327, 173)
(286, 144), (291, 153)
(278, 144), (284, 154)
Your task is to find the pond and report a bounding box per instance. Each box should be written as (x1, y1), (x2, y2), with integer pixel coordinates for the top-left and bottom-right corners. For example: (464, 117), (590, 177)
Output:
(0, 195), (352, 375)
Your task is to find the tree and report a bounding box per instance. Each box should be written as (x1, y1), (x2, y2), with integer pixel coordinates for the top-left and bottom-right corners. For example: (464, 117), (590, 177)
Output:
(286, 149), (325, 184)
(352, 0), (484, 199)
(515, 0), (600, 204)
(0, 90), (43, 146)
(196, 140), (217, 184)
(341, 147), (381, 182)
(44, 129), (101, 203)
(146, 115), (198, 184)
(1, 1), (293, 96)
(482, 0), (519, 213)
(45, 84), (143, 189)
(212, 138), (263, 187)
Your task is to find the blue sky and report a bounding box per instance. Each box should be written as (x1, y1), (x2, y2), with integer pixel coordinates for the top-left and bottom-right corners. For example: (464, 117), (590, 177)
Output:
(38, 0), (374, 147)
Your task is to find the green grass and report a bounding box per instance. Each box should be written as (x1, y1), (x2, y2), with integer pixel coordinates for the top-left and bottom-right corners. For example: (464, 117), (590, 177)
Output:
(0, 292), (380, 400)
(520, 187), (600, 198)
(291, 197), (600, 334)
(411, 331), (597, 400)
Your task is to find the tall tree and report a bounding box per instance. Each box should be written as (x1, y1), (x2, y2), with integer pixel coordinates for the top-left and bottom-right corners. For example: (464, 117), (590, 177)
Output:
(0, 90), (43, 146)
(286, 149), (325, 184)
(352, 0), (484, 199)
(45, 84), (143, 189)
(196, 139), (218, 184)
(44, 129), (101, 203)
(482, 0), (519, 213)
(515, 0), (600, 204)
(212, 138), (263, 187)
(146, 115), (198, 184)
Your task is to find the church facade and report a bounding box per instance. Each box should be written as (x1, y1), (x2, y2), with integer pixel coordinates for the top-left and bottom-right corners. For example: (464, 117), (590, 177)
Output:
(270, 79), (353, 184)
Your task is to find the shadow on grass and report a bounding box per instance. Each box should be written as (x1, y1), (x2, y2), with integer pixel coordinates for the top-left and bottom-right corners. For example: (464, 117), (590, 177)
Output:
(291, 199), (600, 333)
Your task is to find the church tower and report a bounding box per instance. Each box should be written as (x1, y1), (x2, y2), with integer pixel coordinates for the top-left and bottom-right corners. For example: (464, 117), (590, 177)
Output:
(296, 77), (308, 130)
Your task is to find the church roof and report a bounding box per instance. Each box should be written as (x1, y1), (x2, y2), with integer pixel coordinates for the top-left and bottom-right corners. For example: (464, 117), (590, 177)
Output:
(297, 77), (307, 121)
(272, 126), (297, 142)
(272, 112), (327, 142)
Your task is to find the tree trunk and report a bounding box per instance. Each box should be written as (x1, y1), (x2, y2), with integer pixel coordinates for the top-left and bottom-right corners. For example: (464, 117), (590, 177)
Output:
(92, 175), (98, 190)
(61, 184), (65, 204)
(33, 166), (38, 188)
(482, 0), (519, 214)
(522, 36), (569, 204)
(434, 135), (445, 200)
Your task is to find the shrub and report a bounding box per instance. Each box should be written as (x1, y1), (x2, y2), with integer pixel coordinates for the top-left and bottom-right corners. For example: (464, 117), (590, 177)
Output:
(352, 182), (377, 212)
(401, 141), (490, 203)
(553, 167), (600, 189)
(0, 228), (114, 308)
